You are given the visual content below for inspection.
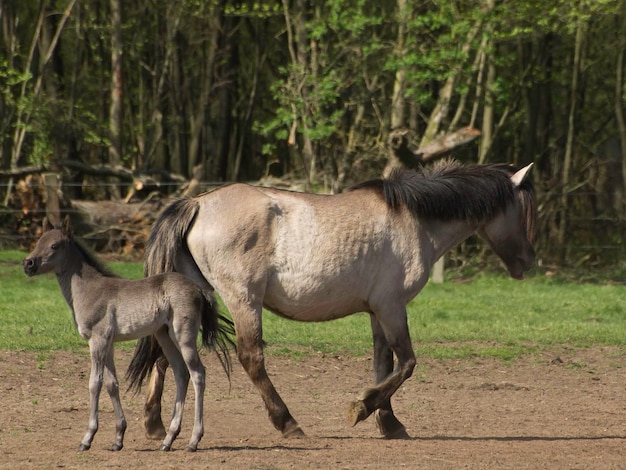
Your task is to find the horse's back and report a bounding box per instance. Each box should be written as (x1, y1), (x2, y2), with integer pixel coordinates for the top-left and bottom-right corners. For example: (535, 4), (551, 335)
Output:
(101, 273), (203, 341)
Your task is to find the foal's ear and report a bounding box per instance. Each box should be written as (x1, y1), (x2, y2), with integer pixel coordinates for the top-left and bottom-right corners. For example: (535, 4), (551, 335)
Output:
(42, 217), (54, 233)
(61, 215), (72, 236)
(511, 163), (533, 187)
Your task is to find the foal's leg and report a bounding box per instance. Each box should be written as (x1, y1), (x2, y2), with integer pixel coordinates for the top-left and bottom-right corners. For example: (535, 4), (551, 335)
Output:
(230, 300), (304, 438)
(80, 337), (107, 451)
(348, 305), (415, 433)
(177, 332), (206, 452)
(103, 348), (127, 450)
(369, 315), (410, 439)
(144, 356), (169, 440)
(155, 327), (190, 451)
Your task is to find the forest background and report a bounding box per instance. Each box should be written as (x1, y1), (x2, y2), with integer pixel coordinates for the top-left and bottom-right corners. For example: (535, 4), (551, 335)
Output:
(0, 0), (625, 271)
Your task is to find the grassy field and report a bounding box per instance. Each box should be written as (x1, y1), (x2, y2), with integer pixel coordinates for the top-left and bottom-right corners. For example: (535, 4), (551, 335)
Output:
(1, 249), (624, 360)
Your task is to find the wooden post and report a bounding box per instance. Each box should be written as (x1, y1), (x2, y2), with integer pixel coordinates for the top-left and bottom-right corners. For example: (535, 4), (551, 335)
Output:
(432, 256), (445, 284)
(43, 173), (61, 226)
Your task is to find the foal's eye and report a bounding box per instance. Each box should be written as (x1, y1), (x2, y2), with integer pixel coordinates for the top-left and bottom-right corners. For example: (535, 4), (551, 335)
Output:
(51, 243), (59, 250)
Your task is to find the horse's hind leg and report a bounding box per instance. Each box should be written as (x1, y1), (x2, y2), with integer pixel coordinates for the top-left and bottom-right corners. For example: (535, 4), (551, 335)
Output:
(144, 356), (168, 440)
(155, 327), (189, 451)
(104, 348), (127, 450)
(368, 315), (410, 439)
(232, 301), (304, 438)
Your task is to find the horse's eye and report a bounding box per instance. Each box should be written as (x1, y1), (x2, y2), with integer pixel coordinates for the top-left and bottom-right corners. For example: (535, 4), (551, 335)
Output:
(51, 243), (59, 250)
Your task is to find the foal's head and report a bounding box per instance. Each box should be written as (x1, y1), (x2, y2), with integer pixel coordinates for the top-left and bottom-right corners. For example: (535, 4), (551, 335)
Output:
(477, 163), (536, 280)
(23, 217), (73, 277)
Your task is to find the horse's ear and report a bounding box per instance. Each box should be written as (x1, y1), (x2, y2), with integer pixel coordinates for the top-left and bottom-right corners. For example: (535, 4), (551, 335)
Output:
(511, 163), (533, 187)
(61, 215), (72, 236)
(42, 217), (54, 233)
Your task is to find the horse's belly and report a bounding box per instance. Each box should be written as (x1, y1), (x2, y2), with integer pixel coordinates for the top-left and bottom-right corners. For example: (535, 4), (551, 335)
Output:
(264, 279), (367, 321)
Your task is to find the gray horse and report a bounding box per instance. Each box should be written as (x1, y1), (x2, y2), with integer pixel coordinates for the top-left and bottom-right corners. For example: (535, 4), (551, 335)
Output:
(132, 159), (536, 440)
(23, 217), (233, 451)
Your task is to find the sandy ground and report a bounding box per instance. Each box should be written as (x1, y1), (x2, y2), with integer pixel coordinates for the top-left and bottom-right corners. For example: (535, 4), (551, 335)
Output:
(0, 346), (624, 469)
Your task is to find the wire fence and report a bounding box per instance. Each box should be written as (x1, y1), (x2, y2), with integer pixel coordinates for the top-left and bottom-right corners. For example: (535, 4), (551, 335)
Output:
(1, 180), (624, 267)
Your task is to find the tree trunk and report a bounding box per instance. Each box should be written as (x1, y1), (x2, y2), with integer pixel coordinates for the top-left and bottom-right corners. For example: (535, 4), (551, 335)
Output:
(557, 22), (586, 261)
(4, 0), (77, 206)
(478, 0), (495, 164)
(478, 52), (495, 164)
(614, 3), (626, 217)
(385, 0), (409, 174)
(142, 6), (180, 172)
(282, 0), (315, 188)
(108, 0), (123, 199)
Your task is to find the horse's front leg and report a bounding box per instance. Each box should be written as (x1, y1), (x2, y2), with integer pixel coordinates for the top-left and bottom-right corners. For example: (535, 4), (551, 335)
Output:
(104, 349), (126, 451)
(232, 301), (304, 438)
(368, 315), (410, 439)
(348, 306), (415, 435)
(80, 338), (107, 451)
(144, 355), (169, 440)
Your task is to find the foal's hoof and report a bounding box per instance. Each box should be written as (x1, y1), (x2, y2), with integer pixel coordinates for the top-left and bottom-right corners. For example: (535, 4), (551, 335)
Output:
(347, 400), (370, 426)
(185, 445), (198, 452)
(282, 425), (306, 438)
(110, 443), (123, 451)
(78, 443), (91, 452)
(160, 444), (172, 452)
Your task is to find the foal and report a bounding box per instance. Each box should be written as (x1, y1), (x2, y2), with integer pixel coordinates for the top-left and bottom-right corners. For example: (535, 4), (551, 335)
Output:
(23, 217), (232, 452)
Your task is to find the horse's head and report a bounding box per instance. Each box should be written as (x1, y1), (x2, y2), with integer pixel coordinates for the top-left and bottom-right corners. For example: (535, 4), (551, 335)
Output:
(23, 217), (72, 277)
(477, 163), (536, 280)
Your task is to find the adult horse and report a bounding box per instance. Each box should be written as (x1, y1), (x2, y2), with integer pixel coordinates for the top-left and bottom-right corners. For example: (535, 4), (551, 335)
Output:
(132, 159), (536, 440)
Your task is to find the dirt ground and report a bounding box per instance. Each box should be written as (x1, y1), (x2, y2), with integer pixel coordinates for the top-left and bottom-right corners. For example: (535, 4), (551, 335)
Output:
(0, 346), (624, 469)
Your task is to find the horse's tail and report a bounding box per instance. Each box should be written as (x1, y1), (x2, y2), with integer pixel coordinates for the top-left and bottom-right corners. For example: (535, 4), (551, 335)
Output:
(128, 196), (235, 392)
(143, 197), (200, 277)
(126, 334), (163, 394)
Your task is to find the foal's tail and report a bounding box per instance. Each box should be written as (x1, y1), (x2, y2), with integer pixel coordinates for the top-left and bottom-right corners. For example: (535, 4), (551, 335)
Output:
(199, 292), (236, 379)
(126, 334), (163, 394)
(126, 197), (235, 394)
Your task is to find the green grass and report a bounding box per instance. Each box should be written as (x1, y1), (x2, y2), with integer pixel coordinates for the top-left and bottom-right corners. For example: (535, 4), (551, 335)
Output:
(1, 250), (624, 361)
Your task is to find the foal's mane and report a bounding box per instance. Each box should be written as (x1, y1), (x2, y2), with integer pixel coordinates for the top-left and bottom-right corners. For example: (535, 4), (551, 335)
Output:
(69, 235), (119, 278)
(351, 159), (535, 237)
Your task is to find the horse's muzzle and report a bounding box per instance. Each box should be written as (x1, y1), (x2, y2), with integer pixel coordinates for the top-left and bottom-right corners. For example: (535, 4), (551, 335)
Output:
(23, 257), (38, 277)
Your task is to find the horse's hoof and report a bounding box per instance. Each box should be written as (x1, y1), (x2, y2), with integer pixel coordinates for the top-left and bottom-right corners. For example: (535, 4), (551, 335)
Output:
(160, 444), (172, 452)
(185, 445), (197, 452)
(146, 426), (167, 440)
(110, 443), (123, 451)
(347, 400), (369, 426)
(382, 427), (411, 440)
(145, 412), (167, 440)
(375, 410), (411, 439)
(78, 443), (91, 452)
(282, 426), (306, 438)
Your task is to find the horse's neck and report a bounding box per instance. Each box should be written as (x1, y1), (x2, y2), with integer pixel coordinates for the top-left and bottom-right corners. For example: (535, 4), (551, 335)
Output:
(425, 219), (477, 264)
(55, 258), (103, 316)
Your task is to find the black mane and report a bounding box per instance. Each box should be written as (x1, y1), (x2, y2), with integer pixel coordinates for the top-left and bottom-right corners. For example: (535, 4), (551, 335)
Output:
(350, 160), (532, 224)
